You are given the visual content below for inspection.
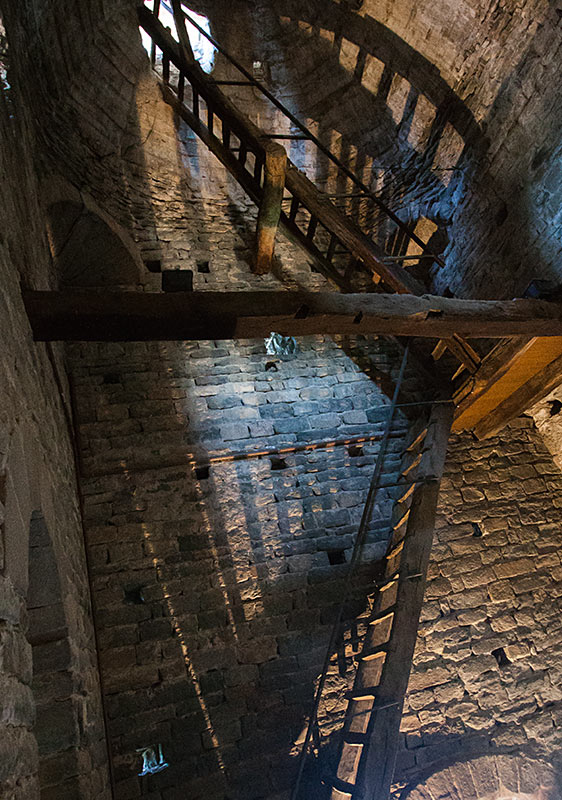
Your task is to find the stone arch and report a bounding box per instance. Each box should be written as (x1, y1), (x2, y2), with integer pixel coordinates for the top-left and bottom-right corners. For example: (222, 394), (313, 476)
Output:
(42, 175), (143, 287)
(27, 510), (79, 798)
(401, 754), (556, 800)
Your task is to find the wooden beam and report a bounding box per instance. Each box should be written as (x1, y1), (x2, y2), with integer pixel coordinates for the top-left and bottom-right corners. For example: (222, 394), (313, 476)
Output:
(138, 8), (424, 295)
(474, 349), (562, 439)
(355, 403), (453, 800)
(23, 291), (562, 342)
(139, 8), (478, 373)
(253, 143), (287, 274)
(453, 336), (562, 435)
(283, 164), (425, 296)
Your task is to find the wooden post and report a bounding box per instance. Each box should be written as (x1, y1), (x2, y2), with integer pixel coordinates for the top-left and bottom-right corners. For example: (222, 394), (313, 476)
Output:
(354, 403), (453, 800)
(253, 142), (287, 275)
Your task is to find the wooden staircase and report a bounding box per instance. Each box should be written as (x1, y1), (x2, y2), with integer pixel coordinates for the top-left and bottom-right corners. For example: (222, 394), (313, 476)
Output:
(137, 4), (480, 383)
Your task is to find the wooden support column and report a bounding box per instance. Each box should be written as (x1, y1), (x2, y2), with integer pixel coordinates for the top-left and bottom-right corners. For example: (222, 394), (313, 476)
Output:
(253, 143), (287, 274)
(354, 403), (453, 800)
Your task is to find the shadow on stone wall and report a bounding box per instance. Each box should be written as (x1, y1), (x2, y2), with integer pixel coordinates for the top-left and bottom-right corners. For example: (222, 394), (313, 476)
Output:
(69, 336), (412, 798)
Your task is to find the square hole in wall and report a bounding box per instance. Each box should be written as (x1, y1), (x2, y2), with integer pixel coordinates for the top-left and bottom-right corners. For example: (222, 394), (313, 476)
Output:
(124, 586), (145, 605)
(162, 270), (193, 292)
(197, 260), (211, 273)
(270, 456), (287, 471)
(492, 647), (510, 668)
(195, 465), (210, 480)
(145, 259), (162, 273)
(327, 549), (346, 565)
(348, 444), (363, 458)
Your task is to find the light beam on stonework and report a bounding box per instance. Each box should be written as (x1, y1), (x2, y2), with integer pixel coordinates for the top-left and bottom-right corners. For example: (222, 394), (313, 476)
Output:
(139, 517), (226, 767)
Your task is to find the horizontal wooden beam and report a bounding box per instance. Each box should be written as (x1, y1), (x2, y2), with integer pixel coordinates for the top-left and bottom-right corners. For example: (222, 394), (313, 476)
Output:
(453, 336), (562, 436)
(473, 348), (562, 439)
(23, 291), (562, 342)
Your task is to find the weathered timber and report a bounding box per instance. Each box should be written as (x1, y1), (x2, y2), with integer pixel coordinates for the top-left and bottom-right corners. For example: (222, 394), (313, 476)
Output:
(354, 403), (453, 800)
(453, 336), (562, 434)
(160, 85), (349, 289)
(138, 8), (424, 294)
(23, 291), (562, 342)
(283, 164), (424, 295)
(473, 349), (562, 439)
(253, 144), (287, 275)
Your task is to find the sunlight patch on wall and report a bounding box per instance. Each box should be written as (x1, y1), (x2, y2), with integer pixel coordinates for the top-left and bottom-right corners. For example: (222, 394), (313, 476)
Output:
(140, 0), (216, 74)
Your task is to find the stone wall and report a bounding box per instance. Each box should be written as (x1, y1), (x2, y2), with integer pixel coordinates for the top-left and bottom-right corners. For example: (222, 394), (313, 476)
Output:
(67, 335), (421, 799)
(0, 4), (111, 798)
(3, 2), (562, 799)
(67, 343), (562, 800)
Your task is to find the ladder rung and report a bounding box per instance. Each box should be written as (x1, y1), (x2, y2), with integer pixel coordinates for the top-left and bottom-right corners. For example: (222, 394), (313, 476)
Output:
(401, 453), (421, 477)
(329, 775), (356, 795)
(289, 196), (299, 221)
(391, 508), (409, 532)
(209, 80), (257, 85)
(406, 426), (428, 453)
(371, 575), (398, 593)
(345, 688), (377, 702)
(394, 482), (415, 505)
(357, 642), (388, 662)
(344, 731), (370, 744)
(370, 603), (396, 621)
(261, 133), (309, 140)
(432, 340), (447, 360)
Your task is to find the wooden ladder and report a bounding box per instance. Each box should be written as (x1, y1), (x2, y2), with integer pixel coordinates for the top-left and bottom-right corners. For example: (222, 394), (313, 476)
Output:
(328, 403), (453, 800)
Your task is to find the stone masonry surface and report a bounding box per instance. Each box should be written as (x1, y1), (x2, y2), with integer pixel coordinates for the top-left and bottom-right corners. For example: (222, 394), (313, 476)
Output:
(67, 334), (416, 799)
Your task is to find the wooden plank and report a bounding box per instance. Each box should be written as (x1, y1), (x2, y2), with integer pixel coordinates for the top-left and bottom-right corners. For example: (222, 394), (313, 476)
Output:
(23, 291), (562, 342)
(139, 7), (269, 154)
(142, 6), (504, 377)
(139, 7), (479, 374)
(253, 144), (287, 274)
(473, 349), (562, 439)
(453, 337), (531, 406)
(354, 403), (453, 800)
(454, 336), (562, 433)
